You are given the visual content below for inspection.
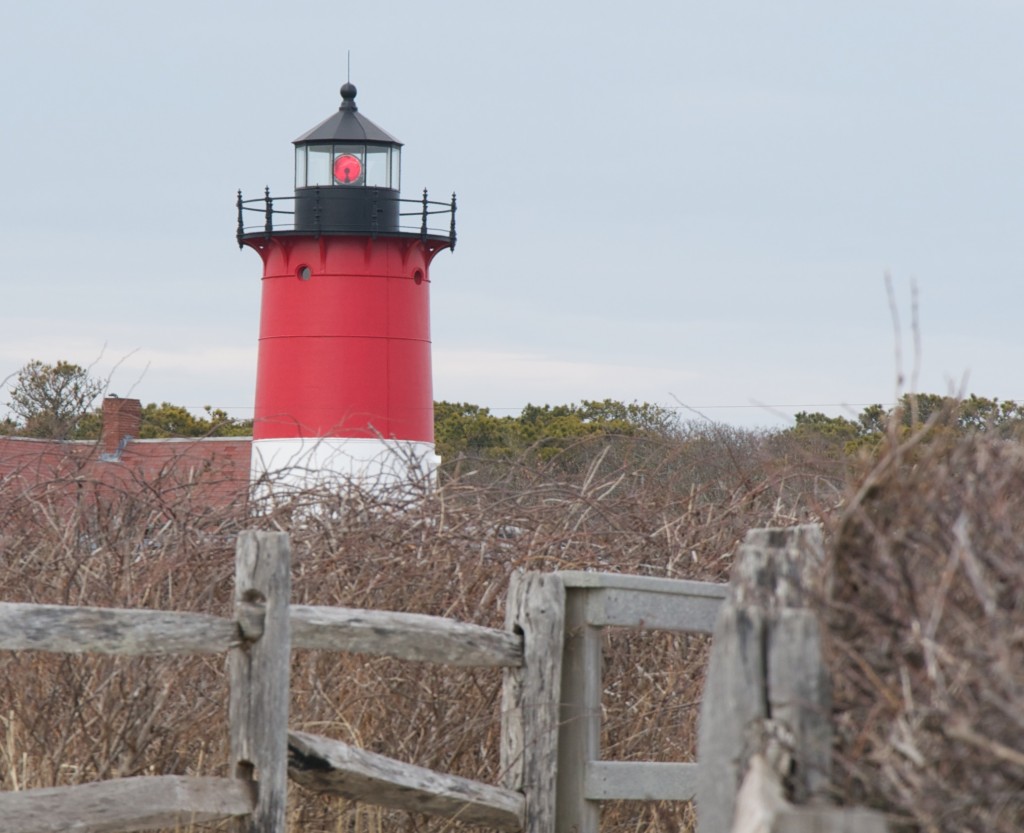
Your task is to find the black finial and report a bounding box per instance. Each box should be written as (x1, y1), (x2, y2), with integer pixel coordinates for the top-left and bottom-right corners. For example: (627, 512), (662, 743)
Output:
(340, 82), (357, 111)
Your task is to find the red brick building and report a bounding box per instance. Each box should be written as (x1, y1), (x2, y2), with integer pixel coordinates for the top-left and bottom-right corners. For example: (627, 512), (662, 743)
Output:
(0, 397), (251, 510)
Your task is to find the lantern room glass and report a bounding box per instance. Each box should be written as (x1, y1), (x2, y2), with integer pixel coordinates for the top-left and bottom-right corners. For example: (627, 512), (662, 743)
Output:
(295, 144), (401, 189)
(365, 146), (389, 187)
(390, 147), (400, 191)
(305, 145), (332, 186)
(295, 147), (307, 190)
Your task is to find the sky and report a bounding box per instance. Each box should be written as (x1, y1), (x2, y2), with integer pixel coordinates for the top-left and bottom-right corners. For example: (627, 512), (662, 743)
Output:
(2, 0), (1023, 429)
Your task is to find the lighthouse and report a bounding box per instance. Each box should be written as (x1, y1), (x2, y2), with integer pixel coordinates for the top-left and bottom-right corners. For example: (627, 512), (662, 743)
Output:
(237, 83), (455, 490)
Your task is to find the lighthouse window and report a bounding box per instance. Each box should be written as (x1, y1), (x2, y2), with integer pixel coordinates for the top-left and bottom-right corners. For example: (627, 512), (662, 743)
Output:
(294, 147), (307, 188)
(365, 146), (389, 187)
(306, 145), (333, 186)
(390, 147), (401, 191)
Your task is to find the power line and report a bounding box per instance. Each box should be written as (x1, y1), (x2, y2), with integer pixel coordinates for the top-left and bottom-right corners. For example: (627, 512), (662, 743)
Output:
(479, 402), (894, 413)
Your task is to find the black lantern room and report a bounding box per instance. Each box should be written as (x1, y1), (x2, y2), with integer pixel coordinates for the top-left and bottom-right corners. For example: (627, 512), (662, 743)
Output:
(292, 83), (402, 234)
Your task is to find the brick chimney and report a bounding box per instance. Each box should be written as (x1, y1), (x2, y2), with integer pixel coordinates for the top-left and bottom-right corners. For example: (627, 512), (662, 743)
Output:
(100, 396), (142, 458)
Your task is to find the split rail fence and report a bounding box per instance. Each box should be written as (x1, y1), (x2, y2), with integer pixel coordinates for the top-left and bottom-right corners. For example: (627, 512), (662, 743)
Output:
(0, 530), (727, 833)
(0, 526), (895, 832)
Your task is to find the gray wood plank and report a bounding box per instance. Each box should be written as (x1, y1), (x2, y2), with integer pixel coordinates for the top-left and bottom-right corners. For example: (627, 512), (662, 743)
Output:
(733, 525), (826, 610)
(772, 807), (890, 833)
(582, 587), (723, 632)
(730, 754), (789, 833)
(555, 574), (726, 632)
(767, 608), (832, 804)
(695, 602), (769, 833)
(556, 573), (728, 599)
(290, 604), (523, 666)
(500, 572), (565, 833)
(696, 524), (836, 833)
(288, 731), (524, 831)
(584, 761), (699, 802)
(732, 756), (889, 833)
(0, 775), (254, 833)
(0, 602), (235, 655)
(0, 600), (522, 666)
(556, 589), (602, 833)
(229, 530), (291, 833)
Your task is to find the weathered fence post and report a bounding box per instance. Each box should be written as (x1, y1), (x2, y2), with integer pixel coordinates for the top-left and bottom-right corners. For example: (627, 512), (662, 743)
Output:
(229, 530), (291, 833)
(554, 586), (601, 833)
(501, 572), (566, 833)
(696, 525), (889, 833)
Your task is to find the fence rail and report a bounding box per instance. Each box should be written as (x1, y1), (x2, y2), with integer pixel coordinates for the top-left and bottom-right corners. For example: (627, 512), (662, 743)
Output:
(1, 775), (255, 833)
(0, 603), (518, 665)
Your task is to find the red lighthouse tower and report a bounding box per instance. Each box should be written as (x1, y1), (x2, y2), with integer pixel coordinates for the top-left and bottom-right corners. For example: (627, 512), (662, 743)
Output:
(237, 83), (455, 488)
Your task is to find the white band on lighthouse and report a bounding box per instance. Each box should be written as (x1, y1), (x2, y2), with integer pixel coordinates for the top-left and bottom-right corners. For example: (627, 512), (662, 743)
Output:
(250, 437), (440, 494)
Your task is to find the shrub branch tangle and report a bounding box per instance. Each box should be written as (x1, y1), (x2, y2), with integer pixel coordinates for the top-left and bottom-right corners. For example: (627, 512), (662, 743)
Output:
(826, 414), (1024, 833)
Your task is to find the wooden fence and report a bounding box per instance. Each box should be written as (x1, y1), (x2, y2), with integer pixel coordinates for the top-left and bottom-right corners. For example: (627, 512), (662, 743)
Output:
(0, 526), (897, 832)
(0, 530), (727, 833)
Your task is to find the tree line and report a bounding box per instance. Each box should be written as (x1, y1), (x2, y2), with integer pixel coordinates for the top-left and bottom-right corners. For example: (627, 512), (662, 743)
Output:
(5, 359), (1024, 456)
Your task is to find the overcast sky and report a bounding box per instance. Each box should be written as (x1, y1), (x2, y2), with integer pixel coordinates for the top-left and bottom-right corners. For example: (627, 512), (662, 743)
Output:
(2, 1), (1022, 429)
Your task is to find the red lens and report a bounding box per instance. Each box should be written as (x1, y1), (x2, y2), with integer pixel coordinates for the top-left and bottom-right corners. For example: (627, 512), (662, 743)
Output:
(333, 154), (363, 184)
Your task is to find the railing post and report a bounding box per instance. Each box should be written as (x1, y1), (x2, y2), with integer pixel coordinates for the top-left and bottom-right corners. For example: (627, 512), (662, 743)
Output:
(371, 188), (379, 238)
(236, 190), (244, 248)
(501, 572), (565, 833)
(314, 186), (322, 238)
(263, 187), (273, 238)
(449, 192), (457, 250)
(229, 530), (291, 833)
(421, 188), (428, 242)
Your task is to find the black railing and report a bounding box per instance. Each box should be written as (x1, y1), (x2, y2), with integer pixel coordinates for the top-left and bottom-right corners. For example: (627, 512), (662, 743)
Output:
(236, 188), (456, 250)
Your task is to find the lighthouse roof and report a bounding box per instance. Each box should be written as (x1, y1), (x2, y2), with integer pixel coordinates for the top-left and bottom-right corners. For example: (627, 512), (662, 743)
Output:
(293, 83), (402, 146)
